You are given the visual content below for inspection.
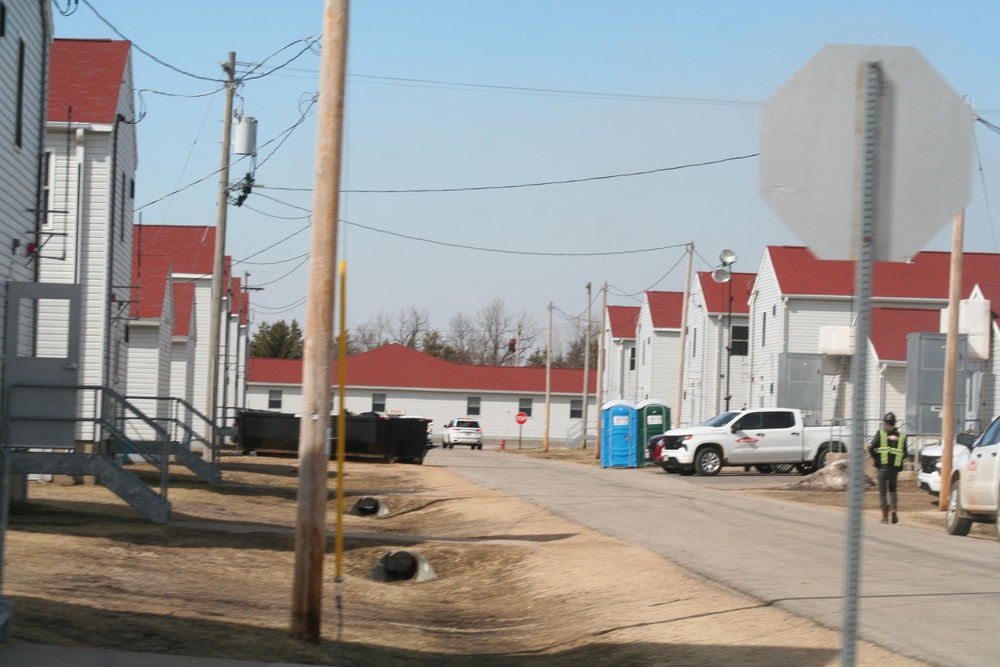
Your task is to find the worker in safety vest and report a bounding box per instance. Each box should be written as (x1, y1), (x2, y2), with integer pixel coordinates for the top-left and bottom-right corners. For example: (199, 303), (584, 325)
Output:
(867, 412), (907, 524)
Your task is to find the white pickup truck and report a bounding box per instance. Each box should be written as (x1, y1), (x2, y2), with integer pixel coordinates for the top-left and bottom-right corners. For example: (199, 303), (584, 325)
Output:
(657, 408), (851, 476)
(945, 419), (1000, 538)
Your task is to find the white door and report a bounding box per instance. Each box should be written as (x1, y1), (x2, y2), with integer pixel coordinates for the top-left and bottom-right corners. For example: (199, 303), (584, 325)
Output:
(3, 283), (81, 449)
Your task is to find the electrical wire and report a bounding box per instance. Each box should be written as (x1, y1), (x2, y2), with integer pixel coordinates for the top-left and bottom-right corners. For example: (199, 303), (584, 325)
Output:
(973, 125), (999, 254)
(259, 153), (759, 194)
(253, 296), (308, 313)
(236, 37), (321, 83)
(241, 203), (312, 220)
(79, 0), (223, 82)
(253, 256), (310, 287)
(342, 218), (689, 257)
(239, 252), (310, 267)
(54, 0), (79, 16)
(609, 251), (688, 298)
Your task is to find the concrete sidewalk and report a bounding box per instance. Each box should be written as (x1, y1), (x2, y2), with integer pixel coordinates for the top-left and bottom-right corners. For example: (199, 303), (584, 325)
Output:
(0, 642), (322, 666)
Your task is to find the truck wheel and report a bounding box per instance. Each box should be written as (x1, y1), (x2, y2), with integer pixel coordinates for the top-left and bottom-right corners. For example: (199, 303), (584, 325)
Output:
(694, 447), (723, 476)
(946, 485), (972, 536)
(773, 463), (795, 474)
(795, 462), (816, 475)
(755, 465), (774, 474)
(815, 447), (830, 470)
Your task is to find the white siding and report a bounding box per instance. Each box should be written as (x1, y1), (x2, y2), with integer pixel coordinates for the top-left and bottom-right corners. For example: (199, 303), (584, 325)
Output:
(246, 384), (598, 445)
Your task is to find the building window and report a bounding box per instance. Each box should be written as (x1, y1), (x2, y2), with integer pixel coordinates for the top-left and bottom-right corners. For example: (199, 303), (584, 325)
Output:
(731, 325), (749, 356)
(467, 396), (481, 416)
(629, 347), (636, 371)
(692, 328), (697, 357)
(268, 390), (282, 410)
(15, 39), (25, 148)
(372, 393), (386, 412)
(570, 399), (582, 419)
(0, 5), (6, 38)
(519, 398), (533, 417)
(762, 313), (767, 347)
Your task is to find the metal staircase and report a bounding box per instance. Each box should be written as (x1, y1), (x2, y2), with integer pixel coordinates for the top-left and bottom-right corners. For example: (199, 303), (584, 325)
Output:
(3, 385), (223, 524)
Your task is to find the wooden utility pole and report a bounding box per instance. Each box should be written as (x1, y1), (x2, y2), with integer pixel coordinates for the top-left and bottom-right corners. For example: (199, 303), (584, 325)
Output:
(939, 209), (965, 511)
(581, 283), (592, 448)
(594, 282), (607, 460)
(207, 51), (236, 440)
(676, 242), (693, 427)
(544, 302), (552, 452)
(291, 0), (349, 642)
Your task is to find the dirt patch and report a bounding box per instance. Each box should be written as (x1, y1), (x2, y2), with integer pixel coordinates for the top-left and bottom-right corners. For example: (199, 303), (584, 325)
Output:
(2, 454), (929, 666)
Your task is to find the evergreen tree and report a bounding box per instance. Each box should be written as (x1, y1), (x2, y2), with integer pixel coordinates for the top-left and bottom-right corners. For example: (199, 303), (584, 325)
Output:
(249, 320), (305, 359)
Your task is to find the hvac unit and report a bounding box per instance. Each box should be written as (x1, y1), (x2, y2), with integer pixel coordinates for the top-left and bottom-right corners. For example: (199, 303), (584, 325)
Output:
(818, 326), (854, 355)
(940, 299), (990, 361)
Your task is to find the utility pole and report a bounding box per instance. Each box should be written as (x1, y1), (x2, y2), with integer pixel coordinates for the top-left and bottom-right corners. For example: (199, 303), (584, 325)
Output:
(582, 282), (591, 448)
(939, 209), (965, 511)
(676, 242), (693, 427)
(594, 282), (607, 460)
(207, 51), (236, 442)
(291, 0), (349, 642)
(544, 302), (552, 452)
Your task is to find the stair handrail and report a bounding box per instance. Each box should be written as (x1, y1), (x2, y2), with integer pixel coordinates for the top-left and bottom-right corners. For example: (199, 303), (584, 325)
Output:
(124, 395), (219, 464)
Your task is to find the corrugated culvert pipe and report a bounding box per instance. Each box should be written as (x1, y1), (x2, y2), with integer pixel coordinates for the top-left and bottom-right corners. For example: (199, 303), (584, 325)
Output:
(350, 496), (388, 516)
(372, 550), (436, 582)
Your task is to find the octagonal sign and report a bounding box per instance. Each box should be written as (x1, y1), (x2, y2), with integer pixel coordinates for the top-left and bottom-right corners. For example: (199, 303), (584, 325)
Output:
(759, 45), (972, 261)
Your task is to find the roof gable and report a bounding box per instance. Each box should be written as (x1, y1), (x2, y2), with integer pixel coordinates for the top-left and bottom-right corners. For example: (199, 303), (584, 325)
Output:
(645, 291), (685, 329)
(173, 283), (196, 337)
(130, 254), (171, 319)
(607, 305), (639, 339)
(698, 271), (755, 314)
(48, 39), (130, 123)
(135, 224), (217, 276)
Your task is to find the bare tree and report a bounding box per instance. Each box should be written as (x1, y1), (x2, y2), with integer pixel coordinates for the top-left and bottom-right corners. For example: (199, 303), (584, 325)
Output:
(473, 298), (515, 366)
(511, 308), (539, 365)
(354, 310), (393, 352)
(390, 306), (430, 349)
(447, 312), (476, 364)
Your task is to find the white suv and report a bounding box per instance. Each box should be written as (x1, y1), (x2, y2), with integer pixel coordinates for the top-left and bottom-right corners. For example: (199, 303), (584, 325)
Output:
(442, 418), (483, 450)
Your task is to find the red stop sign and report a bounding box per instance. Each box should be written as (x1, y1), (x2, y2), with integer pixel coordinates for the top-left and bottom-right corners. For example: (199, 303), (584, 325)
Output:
(515, 412), (528, 425)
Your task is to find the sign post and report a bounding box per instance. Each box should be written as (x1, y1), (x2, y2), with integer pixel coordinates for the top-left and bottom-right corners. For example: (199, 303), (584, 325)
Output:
(760, 45), (972, 667)
(515, 412), (528, 449)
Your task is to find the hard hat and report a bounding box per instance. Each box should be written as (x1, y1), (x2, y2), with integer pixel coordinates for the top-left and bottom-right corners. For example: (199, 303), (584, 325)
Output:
(883, 412), (897, 425)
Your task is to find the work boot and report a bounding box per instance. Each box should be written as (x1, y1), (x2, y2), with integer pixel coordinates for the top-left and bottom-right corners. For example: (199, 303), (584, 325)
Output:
(891, 505), (898, 524)
(880, 506), (889, 524)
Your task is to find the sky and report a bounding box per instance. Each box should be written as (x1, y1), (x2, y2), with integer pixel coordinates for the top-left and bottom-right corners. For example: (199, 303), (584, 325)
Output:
(52, 1), (1000, 354)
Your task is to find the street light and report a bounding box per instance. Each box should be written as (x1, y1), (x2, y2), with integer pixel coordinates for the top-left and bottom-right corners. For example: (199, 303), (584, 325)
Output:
(712, 248), (738, 411)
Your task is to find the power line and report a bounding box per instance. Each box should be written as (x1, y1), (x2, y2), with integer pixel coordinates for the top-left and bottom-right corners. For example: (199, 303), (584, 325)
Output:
(609, 251), (688, 298)
(260, 153), (760, 194)
(79, 0), (222, 82)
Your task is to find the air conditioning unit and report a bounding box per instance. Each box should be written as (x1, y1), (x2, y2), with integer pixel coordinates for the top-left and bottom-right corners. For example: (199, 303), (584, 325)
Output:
(819, 326), (854, 356)
(940, 299), (990, 360)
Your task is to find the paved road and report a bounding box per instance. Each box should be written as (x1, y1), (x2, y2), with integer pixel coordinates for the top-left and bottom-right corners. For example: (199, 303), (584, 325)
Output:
(427, 448), (1000, 667)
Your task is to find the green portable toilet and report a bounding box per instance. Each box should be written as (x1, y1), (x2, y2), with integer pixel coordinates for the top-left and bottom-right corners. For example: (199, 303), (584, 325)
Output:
(636, 400), (671, 466)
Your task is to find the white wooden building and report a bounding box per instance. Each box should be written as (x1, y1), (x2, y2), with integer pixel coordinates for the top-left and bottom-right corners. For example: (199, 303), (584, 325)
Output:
(39, 38), (136, 442)
(602, 305), (638, 402)
(245, 344), (598, 445)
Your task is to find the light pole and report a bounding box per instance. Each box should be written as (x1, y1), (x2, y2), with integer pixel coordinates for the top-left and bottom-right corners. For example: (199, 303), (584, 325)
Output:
(711, 249), (738, 412)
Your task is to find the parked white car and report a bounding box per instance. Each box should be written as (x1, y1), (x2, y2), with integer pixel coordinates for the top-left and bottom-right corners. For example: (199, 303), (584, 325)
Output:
(442, 418), (483, 450)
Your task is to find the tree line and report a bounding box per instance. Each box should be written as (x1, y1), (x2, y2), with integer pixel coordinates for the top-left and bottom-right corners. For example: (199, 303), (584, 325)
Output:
(249, 298), (599, 369)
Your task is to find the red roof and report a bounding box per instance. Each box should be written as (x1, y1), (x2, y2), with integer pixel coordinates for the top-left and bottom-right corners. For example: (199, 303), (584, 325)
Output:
(130, 253), (171, 320)
(699, 272), (755, 314)
(173, 283), (195, 337)
(870, 308), (942, 361)
(607, 305), (639, 339)
(48, 39), (131, 123)
(646, 291), (685, 329)
(135, 224), (217, 276)
(248, 344), (597, 394)
(767, 246), (1000, 299)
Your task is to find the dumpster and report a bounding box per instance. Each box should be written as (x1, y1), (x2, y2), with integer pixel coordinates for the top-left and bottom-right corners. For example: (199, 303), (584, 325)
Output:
(636, 400), (671, 466)
(236, 410), (433, 464)
(600, 400), (638, 468)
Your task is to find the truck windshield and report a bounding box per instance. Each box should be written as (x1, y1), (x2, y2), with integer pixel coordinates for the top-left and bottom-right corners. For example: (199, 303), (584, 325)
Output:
(700, 412), (740, 427)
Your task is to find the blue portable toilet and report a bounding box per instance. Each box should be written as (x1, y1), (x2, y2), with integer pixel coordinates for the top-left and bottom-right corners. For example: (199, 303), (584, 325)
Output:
(600, 400), (638, 468)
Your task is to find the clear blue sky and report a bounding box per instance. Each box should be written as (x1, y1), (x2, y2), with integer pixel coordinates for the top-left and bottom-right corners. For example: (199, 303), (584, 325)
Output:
(53, 1), (1000, 350)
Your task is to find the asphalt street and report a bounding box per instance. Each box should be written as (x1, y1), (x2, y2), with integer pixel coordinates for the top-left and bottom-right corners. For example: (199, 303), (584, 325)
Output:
(427, 447), (1000, 667)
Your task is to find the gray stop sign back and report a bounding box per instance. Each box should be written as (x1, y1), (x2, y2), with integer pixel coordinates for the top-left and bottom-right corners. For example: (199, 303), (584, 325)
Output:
(759, 45), (972, 261)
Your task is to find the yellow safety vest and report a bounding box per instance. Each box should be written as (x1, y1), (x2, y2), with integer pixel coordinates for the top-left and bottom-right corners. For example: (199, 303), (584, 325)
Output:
(877, 430), (906, 467)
